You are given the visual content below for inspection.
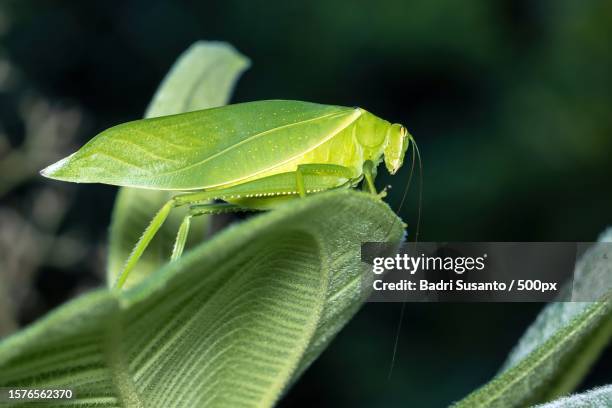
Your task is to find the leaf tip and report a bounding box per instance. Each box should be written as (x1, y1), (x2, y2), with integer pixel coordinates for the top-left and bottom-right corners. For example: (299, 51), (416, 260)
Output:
(40, 153), (76, 181)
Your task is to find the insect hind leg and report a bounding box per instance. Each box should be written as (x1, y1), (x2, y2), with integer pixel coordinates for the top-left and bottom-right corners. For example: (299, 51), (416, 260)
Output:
(114, 198), (176, 289)
(296, 163), (355, 197)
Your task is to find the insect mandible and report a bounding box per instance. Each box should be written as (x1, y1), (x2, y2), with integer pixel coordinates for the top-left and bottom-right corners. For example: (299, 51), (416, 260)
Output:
(41, 100), (417, 289)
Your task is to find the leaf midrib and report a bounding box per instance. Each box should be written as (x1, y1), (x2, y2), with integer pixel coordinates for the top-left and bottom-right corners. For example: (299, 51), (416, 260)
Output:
(457, 297), (610, 407)
(106, 313), (144, 408)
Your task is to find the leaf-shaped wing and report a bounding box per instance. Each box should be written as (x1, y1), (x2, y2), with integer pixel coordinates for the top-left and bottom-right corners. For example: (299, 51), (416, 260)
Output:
(41, 101), (358, 190)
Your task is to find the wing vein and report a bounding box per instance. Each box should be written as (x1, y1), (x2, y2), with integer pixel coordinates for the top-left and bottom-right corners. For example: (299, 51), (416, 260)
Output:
(152, 110), (354, 178)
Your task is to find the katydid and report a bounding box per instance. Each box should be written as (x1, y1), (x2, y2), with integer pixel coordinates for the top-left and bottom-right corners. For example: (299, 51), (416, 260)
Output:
(41, 100), (417, 289)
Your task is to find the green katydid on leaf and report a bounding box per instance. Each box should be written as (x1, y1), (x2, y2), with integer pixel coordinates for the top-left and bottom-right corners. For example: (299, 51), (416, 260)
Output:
(41, 95), (417, 289)
(0, 41), (408, 407)
(107, 41), (250, 288)
(41, 101), (411, 191)
(0, 191), (405, 407)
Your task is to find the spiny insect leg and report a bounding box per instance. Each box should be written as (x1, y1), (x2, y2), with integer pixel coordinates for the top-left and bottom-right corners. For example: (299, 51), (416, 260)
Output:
(114, 199), (175, 289)
(170, 214), (192, 261)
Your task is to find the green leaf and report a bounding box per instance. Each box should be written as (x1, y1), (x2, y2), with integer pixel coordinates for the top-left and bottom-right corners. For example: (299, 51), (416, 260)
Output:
(454, 231), (612, 408)
(0, 191), (404, 407)
(106, 41), (250, 288)
(533, 385), (612, 408)
(145, 41), (250, 119)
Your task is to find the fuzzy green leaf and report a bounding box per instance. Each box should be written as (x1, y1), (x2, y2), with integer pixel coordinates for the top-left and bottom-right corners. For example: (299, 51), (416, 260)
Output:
(0, 191), (404, 407)
(454, 231), (612, 408)
(107, 41), (250, 288)
(533, 385), (612, 408)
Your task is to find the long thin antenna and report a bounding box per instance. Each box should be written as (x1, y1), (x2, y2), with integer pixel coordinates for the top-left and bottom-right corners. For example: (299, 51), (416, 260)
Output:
(393, 135), (417, 218)
(412, 137), (423, 242)
(387, 301), (406, 379)
(387, 134), (423, 379)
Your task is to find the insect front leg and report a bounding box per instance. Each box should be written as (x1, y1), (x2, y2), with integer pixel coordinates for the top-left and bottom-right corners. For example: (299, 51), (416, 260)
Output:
(362, 160), (378, 195)
(295, 164), (355, 197)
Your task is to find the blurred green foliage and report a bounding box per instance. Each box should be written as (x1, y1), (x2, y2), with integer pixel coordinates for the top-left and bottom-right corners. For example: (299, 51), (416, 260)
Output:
(0, 1), (610, 406)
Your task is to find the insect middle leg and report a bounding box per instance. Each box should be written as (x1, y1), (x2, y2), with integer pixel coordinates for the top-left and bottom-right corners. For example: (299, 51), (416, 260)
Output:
(170, 203), (257, 261)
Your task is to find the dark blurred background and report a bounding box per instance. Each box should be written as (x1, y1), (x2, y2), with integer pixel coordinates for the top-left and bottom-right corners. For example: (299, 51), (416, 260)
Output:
(0, 1), (610, 406)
